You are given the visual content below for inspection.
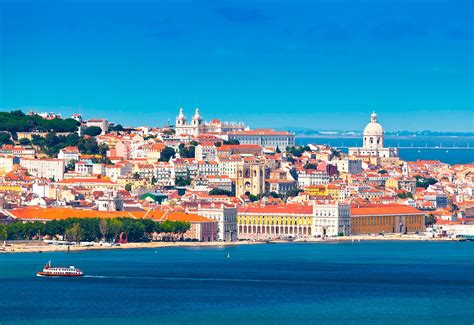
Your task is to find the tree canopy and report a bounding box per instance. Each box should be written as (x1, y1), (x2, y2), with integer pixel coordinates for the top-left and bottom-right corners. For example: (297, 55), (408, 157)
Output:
(159, 146), (176, 162)
(83, 126), (102, 136)
(209, 188), (233, 196)
(0, 110), (79, 133)
(3, 218), (191, 242)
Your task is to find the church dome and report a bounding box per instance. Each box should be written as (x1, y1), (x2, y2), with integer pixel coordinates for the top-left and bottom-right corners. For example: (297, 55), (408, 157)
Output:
(363, 112), (383, 136)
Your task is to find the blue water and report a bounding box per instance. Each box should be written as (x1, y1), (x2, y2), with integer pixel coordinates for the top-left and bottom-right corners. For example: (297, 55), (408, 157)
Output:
(0, 242), (473, 324)
(296, 137), (474, 165)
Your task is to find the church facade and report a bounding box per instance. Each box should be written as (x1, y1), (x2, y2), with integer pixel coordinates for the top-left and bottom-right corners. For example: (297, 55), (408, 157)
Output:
(175, 107), (203, 137)
(348, 112), (398, 158)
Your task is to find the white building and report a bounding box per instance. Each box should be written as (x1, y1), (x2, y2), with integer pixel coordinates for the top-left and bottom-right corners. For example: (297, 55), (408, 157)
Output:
(20, 158), (65, 180)
(217, 155), (242, 178)
(297, 170), (330, 186)
(227, 129), (295, 151)
(313, 203), (351, 237)
(153, 162), (175, 186)
(58, 146), (80, 164)
(175, 107), (203, 137)
(188, 202), (238, 241)
(348, 112), (398, 158)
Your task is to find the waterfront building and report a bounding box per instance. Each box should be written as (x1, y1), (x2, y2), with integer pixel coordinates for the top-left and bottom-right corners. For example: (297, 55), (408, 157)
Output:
(237, 204), (314, 239)
(227, 129), (295, 151)
(313, 203), (351, 236)
(348, 112), (398, 159)
(185, 202), (238, 241)
(350, 204), (425, 234)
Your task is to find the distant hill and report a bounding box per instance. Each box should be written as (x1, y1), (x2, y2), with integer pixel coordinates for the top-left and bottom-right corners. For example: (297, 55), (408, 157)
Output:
(0, 110), (79, 133)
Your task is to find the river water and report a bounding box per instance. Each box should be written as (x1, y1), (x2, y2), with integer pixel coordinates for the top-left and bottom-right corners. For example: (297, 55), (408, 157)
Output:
(0, 242), (472, 324)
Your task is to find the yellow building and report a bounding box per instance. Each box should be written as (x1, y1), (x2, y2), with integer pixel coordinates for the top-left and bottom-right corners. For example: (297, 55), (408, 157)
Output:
(237, 204), (314, 239)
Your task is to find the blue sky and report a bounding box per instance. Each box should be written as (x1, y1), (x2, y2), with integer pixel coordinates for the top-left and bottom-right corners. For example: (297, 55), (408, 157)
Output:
(0, 0), (472, 131)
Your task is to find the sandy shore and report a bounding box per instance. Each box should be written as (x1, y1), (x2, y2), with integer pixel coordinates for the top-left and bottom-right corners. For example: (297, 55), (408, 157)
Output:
(0, 235), (461, 254)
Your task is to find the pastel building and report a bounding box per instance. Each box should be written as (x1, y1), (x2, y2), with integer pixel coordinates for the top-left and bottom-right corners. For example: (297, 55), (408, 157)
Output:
(350, 204), (425, 234)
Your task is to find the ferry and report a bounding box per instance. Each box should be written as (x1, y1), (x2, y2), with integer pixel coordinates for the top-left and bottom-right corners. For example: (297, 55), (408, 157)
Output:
(36, 260), (84, 277)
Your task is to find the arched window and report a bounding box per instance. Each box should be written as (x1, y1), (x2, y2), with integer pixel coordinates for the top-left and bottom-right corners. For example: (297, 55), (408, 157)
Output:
(370, 137), (374, 144)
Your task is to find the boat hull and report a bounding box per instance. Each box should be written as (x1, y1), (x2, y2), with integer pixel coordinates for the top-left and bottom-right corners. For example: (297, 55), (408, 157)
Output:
(36, 272), (83, 277)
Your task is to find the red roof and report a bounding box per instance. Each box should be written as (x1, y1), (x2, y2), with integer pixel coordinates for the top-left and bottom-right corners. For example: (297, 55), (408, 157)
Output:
(351, 204), (424, 216)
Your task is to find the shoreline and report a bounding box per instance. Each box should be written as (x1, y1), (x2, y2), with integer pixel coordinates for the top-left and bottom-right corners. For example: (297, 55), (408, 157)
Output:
(0, 235), (463, 254)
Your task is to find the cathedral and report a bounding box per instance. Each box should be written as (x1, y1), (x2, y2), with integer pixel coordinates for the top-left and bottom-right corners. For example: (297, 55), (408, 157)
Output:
(348, 112), (398, 158)
(175, 107), (203, 137)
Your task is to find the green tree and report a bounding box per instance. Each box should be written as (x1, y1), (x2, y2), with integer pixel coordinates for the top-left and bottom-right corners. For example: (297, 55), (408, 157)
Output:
(248, 194), (259, 202)
(109, 124), (124, 132)
(378, 169), (388, 174)
(285, 188), (303, 198)
(83, 126), (102, 136)
(223, 139), (239, 145)
(162, 129), (175, 136)
(78, 137), (99, 154)
(175, 177), (191, 187)
(269, 191), (281, 198)
(0, 132), (13, 146)
(159, 146), (176, 162)
(0, 224), (7, 245)
(425, 214), (437, 227)
(108, 219), (124, 241)
(125, 183), (132, 192)
(133, 172), (141, 180)
(65, 159), (78, 172)
(65, 223), (83, 243)
(19, 138), (31, 145)
(209, 188), (233, 196)
(99, 218), (108, 241)
(303, 163), (317, 169)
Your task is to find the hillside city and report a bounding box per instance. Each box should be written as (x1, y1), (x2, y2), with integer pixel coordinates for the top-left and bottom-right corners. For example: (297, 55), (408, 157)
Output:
(0, 108), (472, 246)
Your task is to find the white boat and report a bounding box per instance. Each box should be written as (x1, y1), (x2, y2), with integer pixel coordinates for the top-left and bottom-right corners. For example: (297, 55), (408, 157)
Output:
(36, 260), (84, 277)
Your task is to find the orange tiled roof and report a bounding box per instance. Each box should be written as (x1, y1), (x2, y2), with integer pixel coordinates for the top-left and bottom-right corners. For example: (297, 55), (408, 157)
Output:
(7, 207), (213, 223)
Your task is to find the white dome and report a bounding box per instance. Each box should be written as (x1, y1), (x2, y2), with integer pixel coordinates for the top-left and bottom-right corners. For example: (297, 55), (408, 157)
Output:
(363, 111), (383, 136)
(364, 122), (383, 136)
